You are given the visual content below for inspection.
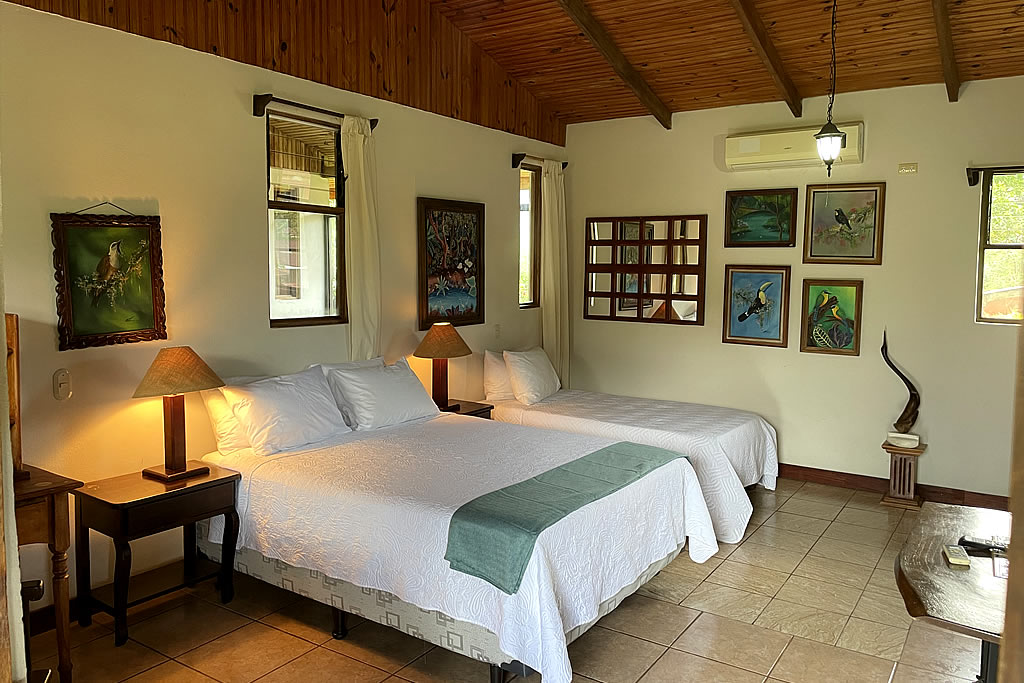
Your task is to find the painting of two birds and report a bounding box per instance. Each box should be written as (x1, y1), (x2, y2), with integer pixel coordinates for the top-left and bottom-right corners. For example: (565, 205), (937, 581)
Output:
(804, 183), (886, 265)
(722, 265), (791, 347)
(800, 279), (863, 356)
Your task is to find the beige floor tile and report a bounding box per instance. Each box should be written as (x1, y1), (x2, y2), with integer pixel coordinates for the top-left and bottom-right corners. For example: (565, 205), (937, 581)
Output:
(866, 567), (901, 596)
(746, 526), (819, 553)
(671, 612), (790, 675)
(191, 573), (298, 620)
(899, 622), (981, 680)
(567, 626), (666, 683)
(823, 521), (894, 548)
(778, 497), (843, 521)
(749, 507), (774, 525)
(260, 647), (390, 682)
(261, 598), (358, 645)
(58, 635), (167, 683)
(706, 560), (789, 597)
(730, 541), (805, 574)
(774, 575), (862, 615)
(852, 589), (913, 628)
(809, 537), (883, 567)
(753, 600), (848, 645)
(791, 483), (856, 505)
(636, 568), (699, 604)
(891, 662), (973, 682)
(896, 513), (921, 535)
(762, 511), (830, 536)
(638, 649), (763, 683)
(773, 478), (805, 494)
(177, 622), (314, 683)
(30, 619), (111, 661)
(837, 616), (908, 660)
(323, 622), (433, 673)
(521, 673), (600, 683)
(681, 583), (770, 624)
(130, 597), (250, 657)
(597, 594), (699, 645)
(792, 555), (872, 590)
(395, 647), (491, 683)
(660, 554), (721, 583)
(124, 660), (219, 681)
(836, 507), (904, 530)
(770, 636), (896, 682)
(750, 489), (789, 512)
(844, 490), (885, 510)
(713, 540), (741, 560)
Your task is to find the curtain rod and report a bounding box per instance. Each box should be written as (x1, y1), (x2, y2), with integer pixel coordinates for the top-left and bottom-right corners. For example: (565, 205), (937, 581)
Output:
(512, 153), (569, 170)
(253, 94), (379, 130)
(966, 165), (1024, 186)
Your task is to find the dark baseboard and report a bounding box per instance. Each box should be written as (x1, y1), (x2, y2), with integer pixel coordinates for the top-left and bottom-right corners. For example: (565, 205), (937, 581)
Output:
(777, 463), (1009, 511)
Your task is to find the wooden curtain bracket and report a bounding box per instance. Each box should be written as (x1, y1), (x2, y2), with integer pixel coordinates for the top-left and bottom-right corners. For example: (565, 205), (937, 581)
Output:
(967, 166), (1024, 186)
(512, 153), (568, 170)
(253, 93), (379, 130)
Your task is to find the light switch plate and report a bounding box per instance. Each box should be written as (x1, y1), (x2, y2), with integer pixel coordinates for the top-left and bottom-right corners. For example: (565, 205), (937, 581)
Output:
(53, 368), (72, 400)
(898, 163), (918, 175)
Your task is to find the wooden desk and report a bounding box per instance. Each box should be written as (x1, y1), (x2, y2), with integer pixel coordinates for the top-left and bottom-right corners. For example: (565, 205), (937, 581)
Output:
(896, 502), (1010, 683)
(14, 465), (84, 683)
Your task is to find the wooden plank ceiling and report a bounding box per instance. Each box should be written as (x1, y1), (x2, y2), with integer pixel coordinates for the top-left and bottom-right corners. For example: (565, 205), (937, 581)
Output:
(7, 0), (1024, 143)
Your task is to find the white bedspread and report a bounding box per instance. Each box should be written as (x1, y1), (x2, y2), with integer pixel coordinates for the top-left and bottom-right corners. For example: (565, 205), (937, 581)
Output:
(204, 413), (717, 683)
(492, 390), (778, 544)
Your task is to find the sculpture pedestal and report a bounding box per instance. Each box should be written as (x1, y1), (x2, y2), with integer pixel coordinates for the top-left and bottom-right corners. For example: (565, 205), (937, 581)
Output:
(880, 441), (927, 510)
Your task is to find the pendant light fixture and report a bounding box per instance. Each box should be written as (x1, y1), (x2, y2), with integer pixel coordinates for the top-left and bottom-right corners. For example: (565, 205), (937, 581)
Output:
(815, 0), (846, 177)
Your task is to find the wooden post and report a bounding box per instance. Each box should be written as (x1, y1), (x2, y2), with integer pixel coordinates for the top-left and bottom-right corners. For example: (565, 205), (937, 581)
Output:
(881, 441), (927, 509)
(431, 358), (448, 409)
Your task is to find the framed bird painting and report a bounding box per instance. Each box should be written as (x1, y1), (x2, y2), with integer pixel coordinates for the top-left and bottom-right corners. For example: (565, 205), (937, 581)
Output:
(51, 213), (167, 351)
(800, 278), (863, 356)
(803, 182), (885, 264)
(722, 265), (790, 348)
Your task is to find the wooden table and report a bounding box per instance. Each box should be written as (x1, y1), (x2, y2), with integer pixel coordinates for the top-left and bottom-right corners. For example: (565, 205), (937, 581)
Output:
(14, 465), (84, 683)
(445, 399), (494, 419)
(896, 502), (1010, 683)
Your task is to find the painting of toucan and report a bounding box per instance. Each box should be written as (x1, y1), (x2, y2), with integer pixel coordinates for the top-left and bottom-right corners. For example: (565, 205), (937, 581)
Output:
(723, 265), (790, 348)
(737, 281), (773, 322)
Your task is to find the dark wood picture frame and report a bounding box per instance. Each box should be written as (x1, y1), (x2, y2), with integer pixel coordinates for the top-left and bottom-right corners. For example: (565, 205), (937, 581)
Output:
(803, 182), (886, 265)
(800, 278), (864, 356)
(417, 197), (486, 331)
(51, 213), (167, 351)
(722, 265), (791, 348)
(724, 188), (798, 248)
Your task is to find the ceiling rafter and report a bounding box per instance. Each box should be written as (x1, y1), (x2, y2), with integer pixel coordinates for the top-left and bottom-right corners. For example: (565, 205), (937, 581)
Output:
(726, 0), (802, 117)
(553, 0), (673, 129)
(931, 0), (962, 102)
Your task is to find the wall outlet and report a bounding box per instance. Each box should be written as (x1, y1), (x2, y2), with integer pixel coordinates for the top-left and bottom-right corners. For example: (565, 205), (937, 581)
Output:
(898, 163), (918, 175)
(494, 323), (502, 340)
(53, 368), (72, 400)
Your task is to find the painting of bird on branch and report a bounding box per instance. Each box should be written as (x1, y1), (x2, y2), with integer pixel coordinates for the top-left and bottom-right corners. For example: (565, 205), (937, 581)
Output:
(800, 279), (863, 356)
(804, 183), (885, 265)
(723, 265), (790, 348)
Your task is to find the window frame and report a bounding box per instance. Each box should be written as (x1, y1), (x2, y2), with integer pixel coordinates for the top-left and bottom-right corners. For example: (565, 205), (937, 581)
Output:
(265, 109), (348, 328)
(976, 169), (1024, 325)
(518, 163), (542, 309)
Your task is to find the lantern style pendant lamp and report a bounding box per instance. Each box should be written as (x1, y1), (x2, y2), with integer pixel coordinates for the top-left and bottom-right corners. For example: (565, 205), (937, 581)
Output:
(815, 0), (846, 176)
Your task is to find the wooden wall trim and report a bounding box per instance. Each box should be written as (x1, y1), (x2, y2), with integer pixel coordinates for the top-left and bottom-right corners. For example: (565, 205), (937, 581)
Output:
(4, 0), (566, 146)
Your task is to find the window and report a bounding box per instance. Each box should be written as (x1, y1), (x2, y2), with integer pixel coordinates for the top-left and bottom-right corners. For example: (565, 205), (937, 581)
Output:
(977, 170), (1024, 323)
(266, 111), (346, 326)
(583, 215), (707, 325)
(518, 164), (541, 307)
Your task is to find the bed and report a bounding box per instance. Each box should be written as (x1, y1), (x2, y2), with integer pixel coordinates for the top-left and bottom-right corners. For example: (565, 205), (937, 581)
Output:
(198, 412), (718, 683)
(491, 389), (778, 544)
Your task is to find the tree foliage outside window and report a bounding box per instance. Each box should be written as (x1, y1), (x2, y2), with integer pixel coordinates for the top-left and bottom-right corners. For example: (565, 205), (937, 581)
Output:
(978, 171), (1024, 323)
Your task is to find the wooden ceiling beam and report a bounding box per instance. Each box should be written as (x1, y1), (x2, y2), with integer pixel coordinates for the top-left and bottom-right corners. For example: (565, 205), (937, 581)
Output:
(726, 0), (802, 117)
(554, 0), (673, 130)
(932, 0), (962, 102)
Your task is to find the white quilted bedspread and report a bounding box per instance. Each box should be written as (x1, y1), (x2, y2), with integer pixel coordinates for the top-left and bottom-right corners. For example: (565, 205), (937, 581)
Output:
(204, 413), (717, 683)
(492, 390), (779, 544)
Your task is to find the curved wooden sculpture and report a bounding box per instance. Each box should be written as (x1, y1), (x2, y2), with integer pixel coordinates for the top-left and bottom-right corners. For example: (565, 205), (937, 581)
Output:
(881, 330), (920, 433)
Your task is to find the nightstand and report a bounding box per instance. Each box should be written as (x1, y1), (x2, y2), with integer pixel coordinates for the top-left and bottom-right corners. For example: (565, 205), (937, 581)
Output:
(72, 462), (240, 646)
(444, 399), (493, 419)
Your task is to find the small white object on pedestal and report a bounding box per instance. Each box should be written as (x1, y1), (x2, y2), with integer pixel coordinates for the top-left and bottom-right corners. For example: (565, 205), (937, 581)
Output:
(886, 432), (920, 448)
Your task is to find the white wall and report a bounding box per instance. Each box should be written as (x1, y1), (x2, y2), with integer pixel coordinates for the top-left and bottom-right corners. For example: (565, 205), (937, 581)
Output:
(566, 76), (1024, 497)
(0, 4), (560, 597)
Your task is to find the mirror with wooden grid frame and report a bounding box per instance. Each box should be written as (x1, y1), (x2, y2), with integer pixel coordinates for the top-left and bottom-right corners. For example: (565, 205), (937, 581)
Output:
(584, 215), (707, 325)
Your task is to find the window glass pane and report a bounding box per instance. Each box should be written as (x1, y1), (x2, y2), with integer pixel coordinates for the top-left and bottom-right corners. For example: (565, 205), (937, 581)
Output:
(519, 169), (534, 304)
(269, 210), (340, 320)
(988, 172), (1024, 245)
(268, 114), (338, 207)
(981, 247), (1024, 321)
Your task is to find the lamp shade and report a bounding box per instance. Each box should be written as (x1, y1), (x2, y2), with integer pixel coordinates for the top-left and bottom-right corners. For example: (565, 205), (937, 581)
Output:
(133, 346), (225, 398)
(413, 322), (472, 359)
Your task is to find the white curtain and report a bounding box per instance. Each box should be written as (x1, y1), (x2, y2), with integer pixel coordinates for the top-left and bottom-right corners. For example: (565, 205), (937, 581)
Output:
(540, 160), (570, 384)
(340, 116), (382, 360)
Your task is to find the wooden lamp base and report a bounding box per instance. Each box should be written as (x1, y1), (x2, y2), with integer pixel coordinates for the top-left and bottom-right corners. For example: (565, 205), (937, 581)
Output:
(141, 394), (209, 483)
(432, 358), (460, 412)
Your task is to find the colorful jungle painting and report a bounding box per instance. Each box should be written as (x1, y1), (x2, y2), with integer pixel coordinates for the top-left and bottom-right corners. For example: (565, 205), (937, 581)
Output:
(800, 278), (863, 356)
(723, 265), (790, 347)
(725, 189), (797, 247)
(51, 213), (167, 351)
(417, 197), (485, 330)
(618, 221), (653, 311)
(804, 183), (886, 264)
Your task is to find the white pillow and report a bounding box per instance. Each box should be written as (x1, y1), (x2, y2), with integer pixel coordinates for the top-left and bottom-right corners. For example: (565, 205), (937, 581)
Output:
(222, 367), (349, 456)
(503, 348), (561, 405)
(201, 375), (265, 453)
(483, 350), (516, 401)
(309, 358), (385, 426)
(326, 357), (439, 430)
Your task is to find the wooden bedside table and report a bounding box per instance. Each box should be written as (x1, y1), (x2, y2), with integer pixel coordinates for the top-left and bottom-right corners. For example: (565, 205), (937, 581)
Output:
(72, 462), (240, 646)
(444, 399), (494, 419)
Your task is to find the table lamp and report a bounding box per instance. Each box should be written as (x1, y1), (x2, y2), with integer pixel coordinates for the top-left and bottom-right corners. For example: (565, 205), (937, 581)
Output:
(413, 322), (472, 410)
(133, 346), (225, 482)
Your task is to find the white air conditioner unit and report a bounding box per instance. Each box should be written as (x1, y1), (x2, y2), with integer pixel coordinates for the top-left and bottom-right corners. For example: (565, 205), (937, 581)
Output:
(725, 122), (863, 171)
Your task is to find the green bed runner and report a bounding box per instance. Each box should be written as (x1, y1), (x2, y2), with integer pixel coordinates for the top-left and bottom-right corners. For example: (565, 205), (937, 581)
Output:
(444, 441), (688, 594)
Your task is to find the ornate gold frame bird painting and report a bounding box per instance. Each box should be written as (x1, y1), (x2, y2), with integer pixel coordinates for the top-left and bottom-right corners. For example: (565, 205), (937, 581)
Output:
(722, 265), (790, 347)
(800, 278), (863, 356)
(51, 213), (167, 351)
(803, 183), (885, 264)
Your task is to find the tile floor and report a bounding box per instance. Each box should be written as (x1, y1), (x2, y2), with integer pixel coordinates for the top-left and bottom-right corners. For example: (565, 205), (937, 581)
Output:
(33, 478), (985, 682)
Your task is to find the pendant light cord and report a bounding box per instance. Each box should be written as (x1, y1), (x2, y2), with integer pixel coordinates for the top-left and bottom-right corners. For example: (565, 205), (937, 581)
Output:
(827, 0), (838, 124)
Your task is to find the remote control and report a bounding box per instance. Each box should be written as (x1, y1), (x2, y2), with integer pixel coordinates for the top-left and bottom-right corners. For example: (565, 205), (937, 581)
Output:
(958, 535), (1009, 554)
(943, 544), (971, 567)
